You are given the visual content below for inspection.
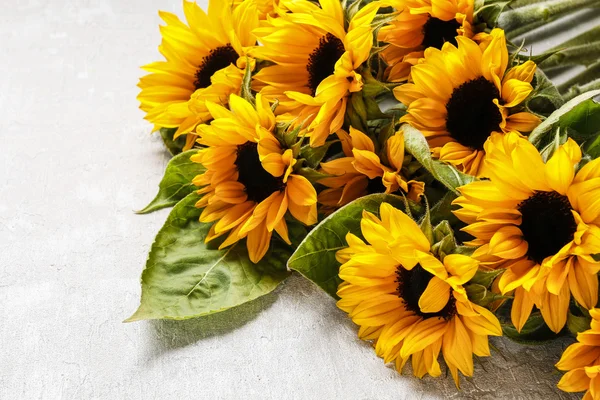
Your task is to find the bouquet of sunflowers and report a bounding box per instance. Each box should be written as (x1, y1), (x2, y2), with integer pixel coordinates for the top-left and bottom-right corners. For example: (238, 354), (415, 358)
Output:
(129, 0), (600, 396)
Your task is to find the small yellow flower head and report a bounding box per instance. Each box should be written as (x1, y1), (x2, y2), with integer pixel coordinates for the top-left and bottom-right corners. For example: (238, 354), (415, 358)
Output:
(394, 28), (541, 176)
(191, 94), (318, 263)
(138, 0), (260, 148)
(336, 203), (501, 387)
(251, 0), (390, 147)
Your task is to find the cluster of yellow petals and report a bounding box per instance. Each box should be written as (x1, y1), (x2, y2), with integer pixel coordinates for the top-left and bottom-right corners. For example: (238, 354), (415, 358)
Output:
(318, 127), (424, 208)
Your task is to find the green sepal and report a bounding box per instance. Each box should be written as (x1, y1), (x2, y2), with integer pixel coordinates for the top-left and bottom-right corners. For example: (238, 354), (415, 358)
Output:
(159, 127), (187, 156)
(567, 310), (591, 335)
(300, 141), (337, 169)
(502, 312), (560, 344)
(453, 245), (478, 256)
(403, 124), (475, 194)
(346, 92), (369, 132)
(126, 193), (292, 322)
(469, 269), (504, 288)
(296, 167), (333, 184)
(240, 57), (255, 106)
(137, 150), (205, 214)
(287, 193), (407, 298)
(419, 198), (434, 246)
(465, 284), (510, 307)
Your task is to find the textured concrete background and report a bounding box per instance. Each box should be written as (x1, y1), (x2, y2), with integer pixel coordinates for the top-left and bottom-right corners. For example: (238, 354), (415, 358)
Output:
(1, 1), (598, 399)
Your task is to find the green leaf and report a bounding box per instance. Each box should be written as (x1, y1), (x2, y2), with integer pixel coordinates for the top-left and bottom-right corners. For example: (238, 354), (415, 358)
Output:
(559, 99), (600, 138)
(159, 127), (187, 156)
(429, 191), (459, 226)
(475, 0), (513, 27)
(126, 193), (291, 321)
(529, 90), (600, 146)
(402, 124), (476, 194)
(137, 150), (205, 214)
(526, 69), (563, 116)
(288, 193), (406, 298)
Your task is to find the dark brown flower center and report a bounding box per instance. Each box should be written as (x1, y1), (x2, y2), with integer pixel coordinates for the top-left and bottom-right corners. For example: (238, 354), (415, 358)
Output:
(194, 44), (239, 90)
(518, 191), (577, 264)
(421, 17), (461, 50)
(235, 142), (285, 203)
(396, 264), (456, 320)
(445, 76), (503, 150)
(307, 33), (345, 96)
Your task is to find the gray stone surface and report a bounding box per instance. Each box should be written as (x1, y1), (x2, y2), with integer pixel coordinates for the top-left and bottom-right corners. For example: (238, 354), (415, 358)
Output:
(1, 1), (597, 399)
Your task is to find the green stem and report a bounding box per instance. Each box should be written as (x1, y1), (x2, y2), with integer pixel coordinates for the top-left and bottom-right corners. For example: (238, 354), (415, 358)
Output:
(557, 61), (600, 93)
(499, 0), (599, 35)
(562, 79), (600, 101)
(510, 0), (551, 8)
(540, 42), (600, 69)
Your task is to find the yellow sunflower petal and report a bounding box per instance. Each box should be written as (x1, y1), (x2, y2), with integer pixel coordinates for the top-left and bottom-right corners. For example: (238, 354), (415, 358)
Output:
(418, 277), (451, 313)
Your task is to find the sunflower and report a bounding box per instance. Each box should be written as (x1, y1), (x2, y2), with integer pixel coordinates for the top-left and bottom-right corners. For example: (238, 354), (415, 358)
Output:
(394, 28), (541, 176)
(337, 202), (502, 386)
(556, 309), (600, 399)
(191, 93), (318, 263)
(318, 127), (424, 209)
(452, 131), (600, 333)
(250, 0), (385, 147)
(137, 0), (259, 150)
(379, 0), (475, 82)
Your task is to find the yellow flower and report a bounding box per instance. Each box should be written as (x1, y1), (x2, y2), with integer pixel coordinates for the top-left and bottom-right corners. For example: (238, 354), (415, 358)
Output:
(394, 28), (541, 176)
(233, 0), (281, 19)
(318, 127), (424, 209)
(379, 0), (474, 82)
(556, 309), (600, 399)
(191, 94), (318, 263)
(137, 0), (259, 149)
(250, 0), (386, 147)
(453, 131), (600, 333)
(337, 203), (502, 386)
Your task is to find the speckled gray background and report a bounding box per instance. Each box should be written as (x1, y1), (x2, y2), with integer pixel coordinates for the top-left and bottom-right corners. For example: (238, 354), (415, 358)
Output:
(1, 1), (598, 399)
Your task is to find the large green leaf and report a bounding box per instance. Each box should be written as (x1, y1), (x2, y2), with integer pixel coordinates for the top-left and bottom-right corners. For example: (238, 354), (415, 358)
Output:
(287, 193), (406, 299)
(137, 150), (205, 214)
(528, 89), (600, 146)
(559, 99), (600, 137)
(126, 193), (291, 321)
(402, 124), (475, 194)
(159, 127), (187, 156)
